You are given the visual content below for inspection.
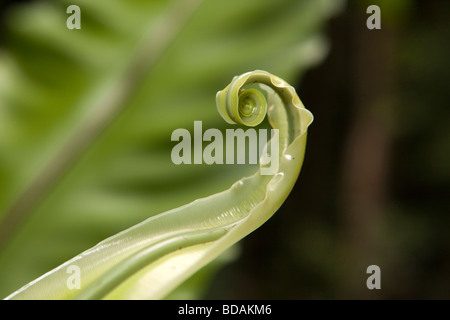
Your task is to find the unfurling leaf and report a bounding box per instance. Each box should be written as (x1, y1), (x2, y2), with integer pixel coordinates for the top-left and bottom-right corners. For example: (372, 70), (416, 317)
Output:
(6, 70), (313, 300)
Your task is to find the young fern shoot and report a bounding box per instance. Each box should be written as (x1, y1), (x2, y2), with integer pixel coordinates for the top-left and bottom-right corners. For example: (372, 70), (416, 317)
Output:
(6, 70), (313, 300)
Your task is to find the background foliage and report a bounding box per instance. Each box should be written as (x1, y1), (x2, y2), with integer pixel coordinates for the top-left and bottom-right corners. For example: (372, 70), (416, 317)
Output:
(0, 0), (448, 299)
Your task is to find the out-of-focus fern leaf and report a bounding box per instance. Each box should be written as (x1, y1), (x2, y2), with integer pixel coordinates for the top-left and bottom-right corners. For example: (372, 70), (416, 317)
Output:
(0, 0), (342, 299)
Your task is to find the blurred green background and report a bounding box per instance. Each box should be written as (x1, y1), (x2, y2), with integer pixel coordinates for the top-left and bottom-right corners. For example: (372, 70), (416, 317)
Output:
(0, 0), (448, 299)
